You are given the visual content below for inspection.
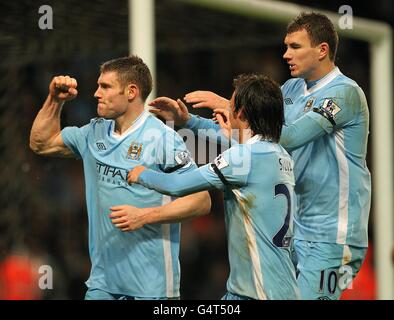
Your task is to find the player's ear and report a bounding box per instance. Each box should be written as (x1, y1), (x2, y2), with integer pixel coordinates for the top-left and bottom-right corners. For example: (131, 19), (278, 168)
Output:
(318, 42), (329, 61)
(126, 83), (138, 100)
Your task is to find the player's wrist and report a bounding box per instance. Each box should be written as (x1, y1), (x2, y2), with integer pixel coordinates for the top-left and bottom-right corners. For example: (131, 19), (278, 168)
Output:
(177, 114), (191, 127)
(179, 113), (193, 127)
(220, 97), (230, 109)
(46, 94), (65, 110)
(143, 206), (160, 225)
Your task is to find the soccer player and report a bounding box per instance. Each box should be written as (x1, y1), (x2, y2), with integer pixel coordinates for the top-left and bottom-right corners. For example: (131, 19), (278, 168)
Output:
(128, 74), (300, 300)
(29, 55), (211, 300)
(152, 13), (372, 300)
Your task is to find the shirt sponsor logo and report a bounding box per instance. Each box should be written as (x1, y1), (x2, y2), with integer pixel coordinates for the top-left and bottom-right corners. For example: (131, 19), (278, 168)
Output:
(126, 142), (143, 161)
(96, 161), (128, 186)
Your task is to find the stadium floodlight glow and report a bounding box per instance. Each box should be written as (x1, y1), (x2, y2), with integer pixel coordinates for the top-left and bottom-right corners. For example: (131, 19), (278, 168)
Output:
(176, 0), (393, 300)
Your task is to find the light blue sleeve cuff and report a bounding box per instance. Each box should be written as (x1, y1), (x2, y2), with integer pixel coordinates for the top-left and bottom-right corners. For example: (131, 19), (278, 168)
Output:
(184, 114), (219, 132)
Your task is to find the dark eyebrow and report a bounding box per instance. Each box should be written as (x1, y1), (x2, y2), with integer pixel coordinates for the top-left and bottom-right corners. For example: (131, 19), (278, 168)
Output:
(285, 41), (301, 48)
(97, 81), (111, 87)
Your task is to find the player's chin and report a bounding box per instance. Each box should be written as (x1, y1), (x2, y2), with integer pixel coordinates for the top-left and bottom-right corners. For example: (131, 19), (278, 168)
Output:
(97, 107), (112, 119)
(290, 70), (299, 78)
(97, 105), (105, 116)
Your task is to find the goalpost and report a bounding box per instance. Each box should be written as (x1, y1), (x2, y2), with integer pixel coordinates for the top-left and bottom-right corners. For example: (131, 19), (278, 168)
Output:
(129, 0), (393, 299)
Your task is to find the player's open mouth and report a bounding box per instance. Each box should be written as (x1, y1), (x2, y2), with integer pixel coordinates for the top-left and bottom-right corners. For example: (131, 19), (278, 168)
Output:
(289, 64), (296, 71)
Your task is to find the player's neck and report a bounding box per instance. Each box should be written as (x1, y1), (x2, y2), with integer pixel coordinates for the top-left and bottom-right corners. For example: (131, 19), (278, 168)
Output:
(114, 103), (145, 135)
(306, 62), (336, 83)
(238, 125), (253, 144)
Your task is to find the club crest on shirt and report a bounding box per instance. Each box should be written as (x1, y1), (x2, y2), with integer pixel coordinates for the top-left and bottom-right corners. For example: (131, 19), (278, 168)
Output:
(321, 99), (341, 118)
(303, 98), (315, 112)
(126, 142), (143, 161)
(96, 141), (107, 151)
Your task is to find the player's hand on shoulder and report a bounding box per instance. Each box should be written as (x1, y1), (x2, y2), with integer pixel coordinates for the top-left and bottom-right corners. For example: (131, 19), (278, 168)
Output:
(184, 90), (229, 110)
(49, 75), (78, 102)
(148, 96), (190, 126)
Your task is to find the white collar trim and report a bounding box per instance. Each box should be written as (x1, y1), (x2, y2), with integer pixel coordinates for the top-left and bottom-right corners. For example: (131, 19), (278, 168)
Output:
(246, 134), (263, 144)
(303, 67), (342, 96)
(111, 111), (150, 140)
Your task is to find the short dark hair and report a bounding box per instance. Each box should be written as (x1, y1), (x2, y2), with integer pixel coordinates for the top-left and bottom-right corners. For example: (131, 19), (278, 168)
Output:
(287, 12), (338, 62)
(100, 55), (153, 101)
(233, 74), (284, 143)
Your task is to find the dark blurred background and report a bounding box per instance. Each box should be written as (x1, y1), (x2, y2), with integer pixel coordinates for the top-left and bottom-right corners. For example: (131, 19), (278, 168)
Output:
(0, 0), (392, 299)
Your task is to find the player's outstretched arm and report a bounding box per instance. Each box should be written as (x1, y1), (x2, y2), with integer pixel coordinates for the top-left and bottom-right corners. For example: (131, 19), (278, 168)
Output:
(150, 95), (232, 146)
(30, 76), (77, 157)
(184, 90), (229, 110)
(127, 165), (212, 197)
(109, 191), (211, 232)
(148, 96), (190, 126)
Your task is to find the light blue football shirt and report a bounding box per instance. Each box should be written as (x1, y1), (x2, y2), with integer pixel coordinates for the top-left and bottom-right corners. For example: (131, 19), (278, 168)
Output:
(184, 67), (371, 248)
(280, 67), (371, 247)
(138, 136), (299, 300)
(61, 111), (196, 297)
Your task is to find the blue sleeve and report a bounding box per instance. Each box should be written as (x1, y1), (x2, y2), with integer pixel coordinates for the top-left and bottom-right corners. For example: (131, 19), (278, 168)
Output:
(138, 145), (250, 197)
(185, 114), (220, 132)
(309, 84), (365, 131)
(185, 114), (237, 147)
(201, 144), (250, 188)
(280, 114), (327, 151)
(157, 127), (197, 174)
(138, 167), (213, 197)
(280, 84), (365, 151)
(61, 124), (90, 159)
